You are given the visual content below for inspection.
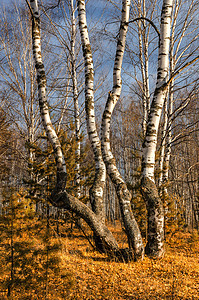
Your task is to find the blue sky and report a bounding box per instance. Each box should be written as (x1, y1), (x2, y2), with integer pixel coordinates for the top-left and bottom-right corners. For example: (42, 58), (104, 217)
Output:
(2, 0), (23, 6)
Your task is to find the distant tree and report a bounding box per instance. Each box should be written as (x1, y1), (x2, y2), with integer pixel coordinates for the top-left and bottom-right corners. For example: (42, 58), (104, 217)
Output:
(101, 0), (144, 259)
(0, 108), (12, 185)
(21, 0), (199, 261)
(0, 190), (36, 297)
(0, 189), (74, 298)
(0, 5), (41, 184)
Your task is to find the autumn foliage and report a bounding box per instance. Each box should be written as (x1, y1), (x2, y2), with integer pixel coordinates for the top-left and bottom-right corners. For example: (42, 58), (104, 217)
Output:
(0, 192), (198, 299)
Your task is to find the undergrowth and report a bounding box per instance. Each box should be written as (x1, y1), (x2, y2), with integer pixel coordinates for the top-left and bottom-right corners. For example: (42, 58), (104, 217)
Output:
(0, 220), (198, 299)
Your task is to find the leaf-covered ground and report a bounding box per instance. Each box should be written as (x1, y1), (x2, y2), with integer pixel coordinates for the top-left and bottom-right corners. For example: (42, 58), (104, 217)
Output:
(58, 223), (199, 300)
(0, 221), (198, 299)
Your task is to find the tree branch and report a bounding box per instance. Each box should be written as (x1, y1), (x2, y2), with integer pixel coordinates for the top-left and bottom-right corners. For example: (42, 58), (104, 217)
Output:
(128, 17), (160, 39)
(25, 0), (34, 18)
(156, 55), (199, 93)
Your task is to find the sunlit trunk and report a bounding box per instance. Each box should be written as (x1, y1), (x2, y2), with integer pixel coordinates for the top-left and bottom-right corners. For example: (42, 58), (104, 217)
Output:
(30, 0), (67, 194)
(101, 0), (144, 260)
(29, 0), (120, 255)
(158, 97), (168, 189)
(77, 0), (106, 224)
(162, 0), (178, 195)
(141, 0), (173, 258)
(138, 0), (151, 137)
(71, 0), (81, 199)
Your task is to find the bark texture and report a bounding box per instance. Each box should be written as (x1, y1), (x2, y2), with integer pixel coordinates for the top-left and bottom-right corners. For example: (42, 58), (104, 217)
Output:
(141, 0), (173, 258)
(141, 177), (164, 257)
(101, 0), (144, 260)
(29, 0), (67, 190)
(162, 0), (179, 194)
(29, 0), (121, 256)
(50, 189), (119, 254)
(71, 0), (81, 198)
(77, 0), (106, 223)
(137, 0), (151, 137)
(158, 97), (168, 190)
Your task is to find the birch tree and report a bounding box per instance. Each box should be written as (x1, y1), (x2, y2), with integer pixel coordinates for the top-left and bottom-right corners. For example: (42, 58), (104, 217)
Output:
(101, 0), (144, 259)
(136, 0), (155, 136)
(140, 0), (173, 258)
(41, 0), (83, 199)
(25, 0), (148, 261)
(161, 0), (199, 193)
(26, 0), (122, 258)
(24, 0), (199, 260)
(0, 5), (40, 182)
(71, 0), (81, 199)
(125, 0), (198, 255)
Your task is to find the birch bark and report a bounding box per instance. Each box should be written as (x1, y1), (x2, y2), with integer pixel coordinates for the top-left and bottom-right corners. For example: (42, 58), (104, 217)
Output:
(137, 0), (151, 137)
(77, 0), (106, 223)
(160, 7), (176, 194)
(101, 0), (144, 260)
(138, 14), (148, 136)
(142, 0), (151, 119)
(160, 0), (195, 194)
(71, 0), (81, 199)
(141, 0), (173, 258)
(29, 0), (67, 192)
(0, 7), (40, 185)
(159, 0), (179, 195)
(28, 0), (121, 256)
(162, 0), (192, 194)
(158, 94), (168, 189)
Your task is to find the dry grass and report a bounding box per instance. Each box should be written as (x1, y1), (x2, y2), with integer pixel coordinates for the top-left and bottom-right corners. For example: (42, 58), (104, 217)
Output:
(0, 221), (198, 299)
(57, 222), (199, 300)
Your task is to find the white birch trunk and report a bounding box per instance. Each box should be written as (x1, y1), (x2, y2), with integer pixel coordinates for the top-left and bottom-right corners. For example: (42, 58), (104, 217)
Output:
(158, 96), (168, 189)
(101, 0), (144, 260)
(162, 85), (173, 192)
(28, 0), (121, 256)
(77, 0), (106, 223)
(138, 16), (148, 136)
(160, 0), (195, 197)
(71, 0), (81, 199)
(138, 0), (151, 136)
(162, 0), (179, 194)
(141, 0), (173, 258)
(30, 0), (67, 190)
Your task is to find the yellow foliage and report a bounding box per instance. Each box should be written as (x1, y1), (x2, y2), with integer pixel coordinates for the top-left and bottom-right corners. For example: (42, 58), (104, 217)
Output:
(0, 213), (198, 299)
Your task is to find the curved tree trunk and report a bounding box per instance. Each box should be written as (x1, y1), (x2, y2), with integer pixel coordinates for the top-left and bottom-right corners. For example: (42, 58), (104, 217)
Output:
(101, 0), (144, 260)
(77, 0), (106, 224)
(28, 0), (120, 256)
(50, 189), (119, 254)
(28, 0), (67, 190)
(141, 0), (173, 258)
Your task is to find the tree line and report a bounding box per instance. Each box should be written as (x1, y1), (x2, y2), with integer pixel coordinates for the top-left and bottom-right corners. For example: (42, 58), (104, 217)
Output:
(0, 0), (198, 264)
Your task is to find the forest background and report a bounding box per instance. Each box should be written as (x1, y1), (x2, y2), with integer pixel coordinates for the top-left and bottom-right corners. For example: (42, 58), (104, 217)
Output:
(0, 0), (198, 298)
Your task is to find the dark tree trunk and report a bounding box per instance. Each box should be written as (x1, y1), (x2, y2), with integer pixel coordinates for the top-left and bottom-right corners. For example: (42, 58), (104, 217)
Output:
(50, 183), (119, 254)
(141, 177), (164, 258)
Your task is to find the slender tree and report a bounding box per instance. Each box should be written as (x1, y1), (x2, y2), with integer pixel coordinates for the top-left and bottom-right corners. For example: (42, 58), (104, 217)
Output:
(0, 5), (40, 183)
(71, 0), (81, 199)
(141, 0), (173, 258)
(101, 0), (144, 259)
(162, 0), (198, 193)
(26, 0), (120, 257)
(77, 0), (106, 223)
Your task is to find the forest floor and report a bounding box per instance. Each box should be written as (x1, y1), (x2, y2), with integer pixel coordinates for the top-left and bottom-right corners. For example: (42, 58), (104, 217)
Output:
(57, 221), (199, 300)
(0, 220), (198, 299)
